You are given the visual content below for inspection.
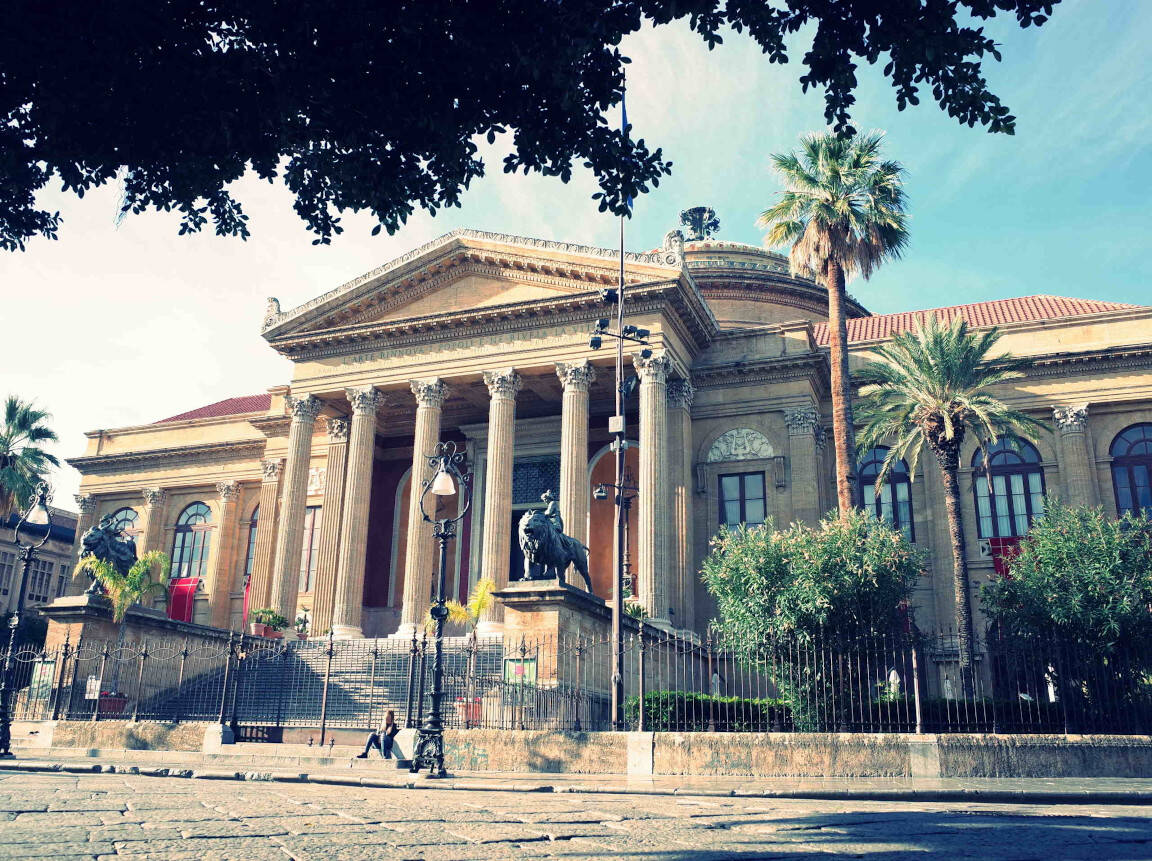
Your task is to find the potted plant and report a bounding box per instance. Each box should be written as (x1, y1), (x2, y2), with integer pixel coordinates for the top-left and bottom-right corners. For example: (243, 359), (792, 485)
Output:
(74, 549), (169, 710)
(248, 608), (289, 639)
(294, 613), (310, 640)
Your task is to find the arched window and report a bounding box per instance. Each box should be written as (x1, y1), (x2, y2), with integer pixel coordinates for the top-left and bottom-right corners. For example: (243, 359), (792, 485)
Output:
(108, 507), (139, 534)
(170, 502), (213, 580)
(1111, 423), (1152, 517)
(858, 447), (915, 541)
(973, 438), (1045, 538)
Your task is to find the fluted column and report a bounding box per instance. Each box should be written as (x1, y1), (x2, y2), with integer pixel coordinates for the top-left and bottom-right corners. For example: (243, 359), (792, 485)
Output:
(478, 369), (522, 632)
(311, 416), (350, 637)
(246, 460), (283, 613)
(666, 379), (695, 631)
(555, 362), (596, 547)
(208, 481), (241, 629)
(332, 391), (386, 638)
(269, 394), (322, 621)
(1053, 404), (1098, 506)
(67, 494), (98, 595)
(397, 379), (449, 637)
(786, 406), (821, 525)
(634, 352), (672, 622)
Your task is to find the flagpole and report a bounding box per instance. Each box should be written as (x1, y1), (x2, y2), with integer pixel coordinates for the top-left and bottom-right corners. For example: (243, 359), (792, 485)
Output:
(610, 75), (628, 731)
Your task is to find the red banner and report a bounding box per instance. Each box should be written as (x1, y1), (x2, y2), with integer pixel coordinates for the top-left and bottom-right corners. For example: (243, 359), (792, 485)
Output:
(168, 577), (198, 622)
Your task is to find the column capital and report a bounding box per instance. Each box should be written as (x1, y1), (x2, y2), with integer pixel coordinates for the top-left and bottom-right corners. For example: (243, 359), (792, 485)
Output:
(483, 368), (523, 399)
(326, 416), (350, 442)
(1053, 403), (1089, 433)
(286, 393), (322, 420)
(784, 406), (820, 436)
(666, 379), (695, 409)
(141, 487), (166, 508)
(555, 361), (597, 392)
(261, 458), (284, 482)
(216, 481), (240, 503)
(345, 385), (386, 416)
(633, 352), (672, 383)
(410, 378), (449, 408)
(74, 493), (96, 513)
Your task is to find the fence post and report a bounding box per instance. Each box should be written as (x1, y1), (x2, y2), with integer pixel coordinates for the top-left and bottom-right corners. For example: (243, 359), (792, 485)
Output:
(131, 640), (148, 723)
(65, 636), (84, 722)
(51, 636), (71, 721)
(92, 643), (109, 722)
(573, 638), (584, 732)
(404, 630), (419, 729)
(217, 633), (235, 727)
(706, 632), (716, 733)
(318, 629), (335, 748)
(910, 636), (923, 735)
(415, 632), (429, 730)
(465, 631), (477, 729)
(367, 644), (379, 732)
(173, 639), (189, 724)
(637, 625), (647, 734)
(516, 637), (528, 731)
(229, 637), (246, 735)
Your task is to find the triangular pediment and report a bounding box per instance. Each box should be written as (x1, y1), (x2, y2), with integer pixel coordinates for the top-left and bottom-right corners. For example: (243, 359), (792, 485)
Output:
(261, 228), (687, 341)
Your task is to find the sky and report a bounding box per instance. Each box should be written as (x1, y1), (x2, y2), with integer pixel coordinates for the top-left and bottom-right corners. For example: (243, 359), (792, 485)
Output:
(3, 0), (1150, 507)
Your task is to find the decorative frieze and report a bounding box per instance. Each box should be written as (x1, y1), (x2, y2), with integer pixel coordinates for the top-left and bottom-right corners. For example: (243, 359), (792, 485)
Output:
(410, 378), (449, 408)
(667, 379), (695, 410)
(216, 481), (240, 503)
(555, 361), (597, 392)
(1052, 403), (1089, 434)
(483, 368), (523, 400)
(706, 428), (773, 463)
(784, 407), (820, 436)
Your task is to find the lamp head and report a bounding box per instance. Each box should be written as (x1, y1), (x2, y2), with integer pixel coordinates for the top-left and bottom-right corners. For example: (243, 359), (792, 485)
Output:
(634, 328), (650, 340)
(429, 465), (456, 496)
(639, 347), (653, 360)
(599, 288), (618, 305)
(588, 334), (602, 350)
(595, 318), (610, 331)
(592, 485), (608, 501)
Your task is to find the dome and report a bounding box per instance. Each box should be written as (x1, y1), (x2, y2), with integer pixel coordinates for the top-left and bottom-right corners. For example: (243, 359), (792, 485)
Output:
(683, 240), (869, 330)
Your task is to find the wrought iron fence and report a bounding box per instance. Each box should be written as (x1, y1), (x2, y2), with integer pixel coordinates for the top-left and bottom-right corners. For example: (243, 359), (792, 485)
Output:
(5, 625), (1150, 736)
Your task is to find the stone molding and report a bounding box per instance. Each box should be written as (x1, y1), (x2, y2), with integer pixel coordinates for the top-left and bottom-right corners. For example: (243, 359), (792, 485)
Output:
(784, 407), (820, 436)
(261, 458), (284, 481)
(74, 494), (96, 513)
(483, 368), (523, 400)
(1053, 403), (1089, 433)
(68, 440), (265, 476)
(286, 394), (322, 420)
(325, 417), (350, 441)
(666, 379), (695, 409)
(410, 378), (449, 408)
(555, 361), (597, 392)
(633, 352), (672, 384)
(216, 481), (240, 503)
(345, 386), (385, 416)
(705, 428), (773, 463)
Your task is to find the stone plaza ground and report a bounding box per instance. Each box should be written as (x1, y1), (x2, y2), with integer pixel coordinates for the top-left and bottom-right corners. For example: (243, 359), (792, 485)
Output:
(2, 769), (1152, 860)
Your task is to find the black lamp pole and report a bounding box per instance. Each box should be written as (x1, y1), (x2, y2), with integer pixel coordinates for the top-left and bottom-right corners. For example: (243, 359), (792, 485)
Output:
(409, 441), (471, 778)
(0, 481), (53, 757)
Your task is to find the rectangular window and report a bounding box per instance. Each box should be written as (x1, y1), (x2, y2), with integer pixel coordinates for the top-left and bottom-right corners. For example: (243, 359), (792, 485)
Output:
(0, 551), (13, 596)
(718, 472), (767, 528)
(298, 506), (323, 593)
(57, 563), (69, 597)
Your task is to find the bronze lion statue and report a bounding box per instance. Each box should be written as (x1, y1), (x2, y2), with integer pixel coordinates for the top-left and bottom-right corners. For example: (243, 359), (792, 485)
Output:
(517, 509), (593, 592)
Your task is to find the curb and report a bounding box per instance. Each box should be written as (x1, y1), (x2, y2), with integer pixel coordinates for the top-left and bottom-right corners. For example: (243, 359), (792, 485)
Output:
(2, 760), (1150, 805)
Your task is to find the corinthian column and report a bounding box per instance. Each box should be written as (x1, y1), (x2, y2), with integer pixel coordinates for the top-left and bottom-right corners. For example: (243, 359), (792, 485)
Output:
(555, 362), (596, 547)
(67, 494), (98, 595)
(246, 459), (282, 614)
(1053, 404), (1098, 506)
(666, 379), (695, 631)
(478, 369), (522, 632)
(269, 394), (322, 621)
(332, 391), (385, 638)
(208, 481), (241, 629)
(634, 352), (672, 622)
(786, 405), (821, 525)
(397, 379), (449, 637)
(311, 416), (350, 637)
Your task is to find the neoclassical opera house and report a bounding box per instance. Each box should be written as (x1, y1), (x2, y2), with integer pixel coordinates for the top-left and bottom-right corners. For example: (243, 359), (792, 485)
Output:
(68, 228), (1152, 640)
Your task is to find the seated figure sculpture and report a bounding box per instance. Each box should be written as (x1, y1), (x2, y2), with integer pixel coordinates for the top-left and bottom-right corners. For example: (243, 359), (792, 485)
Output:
(79, 514), (138, 594)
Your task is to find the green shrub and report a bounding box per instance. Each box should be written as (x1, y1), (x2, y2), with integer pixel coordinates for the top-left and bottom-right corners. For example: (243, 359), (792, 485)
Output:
(625, 691), (789, 732)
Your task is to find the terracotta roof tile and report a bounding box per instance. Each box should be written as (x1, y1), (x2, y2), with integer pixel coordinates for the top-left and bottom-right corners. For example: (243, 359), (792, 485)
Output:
(813, 295), (1142, 346)
(157, 394), (272, 424)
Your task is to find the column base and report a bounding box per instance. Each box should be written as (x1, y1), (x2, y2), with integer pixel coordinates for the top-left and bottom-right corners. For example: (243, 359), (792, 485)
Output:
(474, 619), (505, 638)
(330, 624), (364, 640)
(390, 622), (421, 641)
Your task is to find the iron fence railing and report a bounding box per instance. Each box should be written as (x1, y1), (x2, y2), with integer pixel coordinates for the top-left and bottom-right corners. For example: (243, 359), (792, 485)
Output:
(4, 626), (1150, 736)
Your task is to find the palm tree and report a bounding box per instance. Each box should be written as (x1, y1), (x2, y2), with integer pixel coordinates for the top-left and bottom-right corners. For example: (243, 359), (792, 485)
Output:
(0, 396), (59, 519)
(855, 314), (1045, 694)
(74, 550), (169, 691)
(757, 131), (909, 515)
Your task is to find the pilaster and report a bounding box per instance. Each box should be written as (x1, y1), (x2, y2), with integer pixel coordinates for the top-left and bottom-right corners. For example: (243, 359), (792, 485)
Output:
(1053, 403), (1098, 506)
(785, 405), (821, 525)
(246, 459), (283, 614)
(310, 416), (351, 637)
(634, 352), (672, 622)
(666, 378), (695, 631)
(269, 394), (322, 621)
(556, 361), (596, 547)
(208, 481), (241, 629)
(478, 368), (522, 632)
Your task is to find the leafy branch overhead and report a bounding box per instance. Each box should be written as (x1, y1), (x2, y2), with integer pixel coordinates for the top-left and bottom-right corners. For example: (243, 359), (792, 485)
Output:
(1, 0), (1057, 250)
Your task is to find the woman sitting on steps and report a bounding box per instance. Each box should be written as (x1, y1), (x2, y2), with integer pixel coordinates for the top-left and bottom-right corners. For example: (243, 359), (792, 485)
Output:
(356, 710), (399, 759)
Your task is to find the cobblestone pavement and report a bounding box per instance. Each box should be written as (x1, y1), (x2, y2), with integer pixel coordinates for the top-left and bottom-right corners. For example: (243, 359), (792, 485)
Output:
(2, 771), (1151, 861)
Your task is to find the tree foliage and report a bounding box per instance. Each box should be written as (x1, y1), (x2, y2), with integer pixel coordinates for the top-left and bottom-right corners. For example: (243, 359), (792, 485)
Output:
(2, 0), (1058, 250)
(701, 510), (921, 650)
(0, 396), (59, 518)
(982, 500), (1152, 650)
(75, 550), (170, 625)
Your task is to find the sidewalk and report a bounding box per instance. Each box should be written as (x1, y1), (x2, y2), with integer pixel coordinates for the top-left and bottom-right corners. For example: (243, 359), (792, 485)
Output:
(4, 747), (1152, 805)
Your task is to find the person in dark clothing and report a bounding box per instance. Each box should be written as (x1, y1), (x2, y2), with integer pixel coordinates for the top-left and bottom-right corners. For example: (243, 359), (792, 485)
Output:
(356, 710), (399, 759)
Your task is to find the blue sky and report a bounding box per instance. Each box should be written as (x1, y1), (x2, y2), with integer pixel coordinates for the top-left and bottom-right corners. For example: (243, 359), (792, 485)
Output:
(4, 0), (1150, 502)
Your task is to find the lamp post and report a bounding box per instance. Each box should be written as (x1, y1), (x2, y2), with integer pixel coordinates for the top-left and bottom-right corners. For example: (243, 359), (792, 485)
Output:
(0, 481), (53, 757)
(409, 441), (471, 778)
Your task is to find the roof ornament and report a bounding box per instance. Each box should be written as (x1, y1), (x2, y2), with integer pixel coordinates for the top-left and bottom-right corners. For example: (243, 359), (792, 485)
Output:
(263, 297), (282, 330)
(680, 206), (720, 242)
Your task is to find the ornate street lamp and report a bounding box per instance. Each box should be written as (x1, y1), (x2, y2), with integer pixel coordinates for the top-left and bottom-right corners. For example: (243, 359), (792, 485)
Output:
(409, 441), (472, 778)
(0, 481), (53, 757)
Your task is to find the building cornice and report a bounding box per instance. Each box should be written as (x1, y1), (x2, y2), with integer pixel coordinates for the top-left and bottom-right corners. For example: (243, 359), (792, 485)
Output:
(68, 440), (266, 476)
(691, 352), (830, 391)
(1023, 344), (1152, 378)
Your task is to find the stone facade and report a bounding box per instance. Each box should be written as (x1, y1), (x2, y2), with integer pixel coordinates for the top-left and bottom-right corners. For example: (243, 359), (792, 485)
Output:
(62, 230), (1152, 675)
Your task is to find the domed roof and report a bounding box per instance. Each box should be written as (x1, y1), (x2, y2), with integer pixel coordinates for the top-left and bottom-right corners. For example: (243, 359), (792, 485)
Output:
(683, 240), (869, 330)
